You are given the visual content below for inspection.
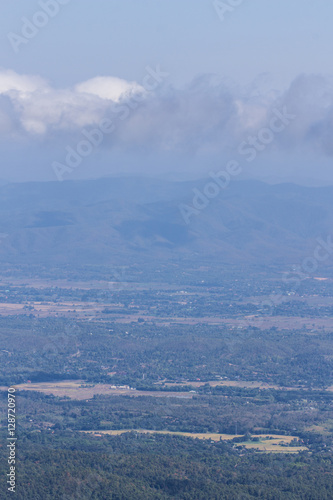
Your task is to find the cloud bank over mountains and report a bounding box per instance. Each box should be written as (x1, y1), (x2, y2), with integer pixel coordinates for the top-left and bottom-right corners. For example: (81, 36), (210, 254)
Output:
(0, 68), (333, 182)
(0, 69), (146, 136)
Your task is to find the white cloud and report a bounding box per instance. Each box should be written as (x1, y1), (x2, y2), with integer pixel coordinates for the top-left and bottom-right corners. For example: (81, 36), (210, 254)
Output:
(17, 89), (107, 135)
(0, 69), (47, 95)
(1, 69), (333, 163)
(75, 76), (145, 102)
(0, 70), (145, 136)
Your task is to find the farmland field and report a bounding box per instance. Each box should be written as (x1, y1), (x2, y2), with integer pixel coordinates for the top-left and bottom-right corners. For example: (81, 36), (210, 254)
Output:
(82, 430), (308, 453)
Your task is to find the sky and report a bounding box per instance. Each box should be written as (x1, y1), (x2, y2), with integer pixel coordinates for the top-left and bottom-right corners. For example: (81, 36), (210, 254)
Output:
(0, 0), (333, 183)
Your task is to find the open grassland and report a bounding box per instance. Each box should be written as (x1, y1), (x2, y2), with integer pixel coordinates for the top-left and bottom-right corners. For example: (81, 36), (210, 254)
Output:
(82, 429), (308, 453)
(0, 381), (193, 400)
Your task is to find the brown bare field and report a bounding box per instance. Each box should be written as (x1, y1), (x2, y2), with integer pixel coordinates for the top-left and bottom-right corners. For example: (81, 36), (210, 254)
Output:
(82, 430), (307, 453)
(0, 381), (193, 400)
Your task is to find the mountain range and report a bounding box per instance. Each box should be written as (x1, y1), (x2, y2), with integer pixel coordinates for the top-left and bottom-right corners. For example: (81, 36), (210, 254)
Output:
(0, 176), (331, 268)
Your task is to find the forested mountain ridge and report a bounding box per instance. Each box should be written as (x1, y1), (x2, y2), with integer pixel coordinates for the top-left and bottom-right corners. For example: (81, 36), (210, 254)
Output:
(0, 177), (331, 266)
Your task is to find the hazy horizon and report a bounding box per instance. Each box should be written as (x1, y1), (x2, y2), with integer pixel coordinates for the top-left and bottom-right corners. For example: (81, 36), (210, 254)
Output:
(1, 1), (333, 185)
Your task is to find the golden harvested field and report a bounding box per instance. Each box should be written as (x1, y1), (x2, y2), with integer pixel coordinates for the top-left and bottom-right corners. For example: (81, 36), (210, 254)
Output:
(0, 381), (193, 400)
(84, 430), (238, 440)
(82, 430), (308, 453)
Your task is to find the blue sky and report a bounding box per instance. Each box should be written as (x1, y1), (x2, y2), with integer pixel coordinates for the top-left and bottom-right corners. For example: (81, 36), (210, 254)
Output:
(1, 0), (332, 88)
(0, 0), (333, 182)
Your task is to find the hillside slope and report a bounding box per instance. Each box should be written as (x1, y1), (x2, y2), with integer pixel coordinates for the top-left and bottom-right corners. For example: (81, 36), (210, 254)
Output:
(0, 177), (331, 266)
